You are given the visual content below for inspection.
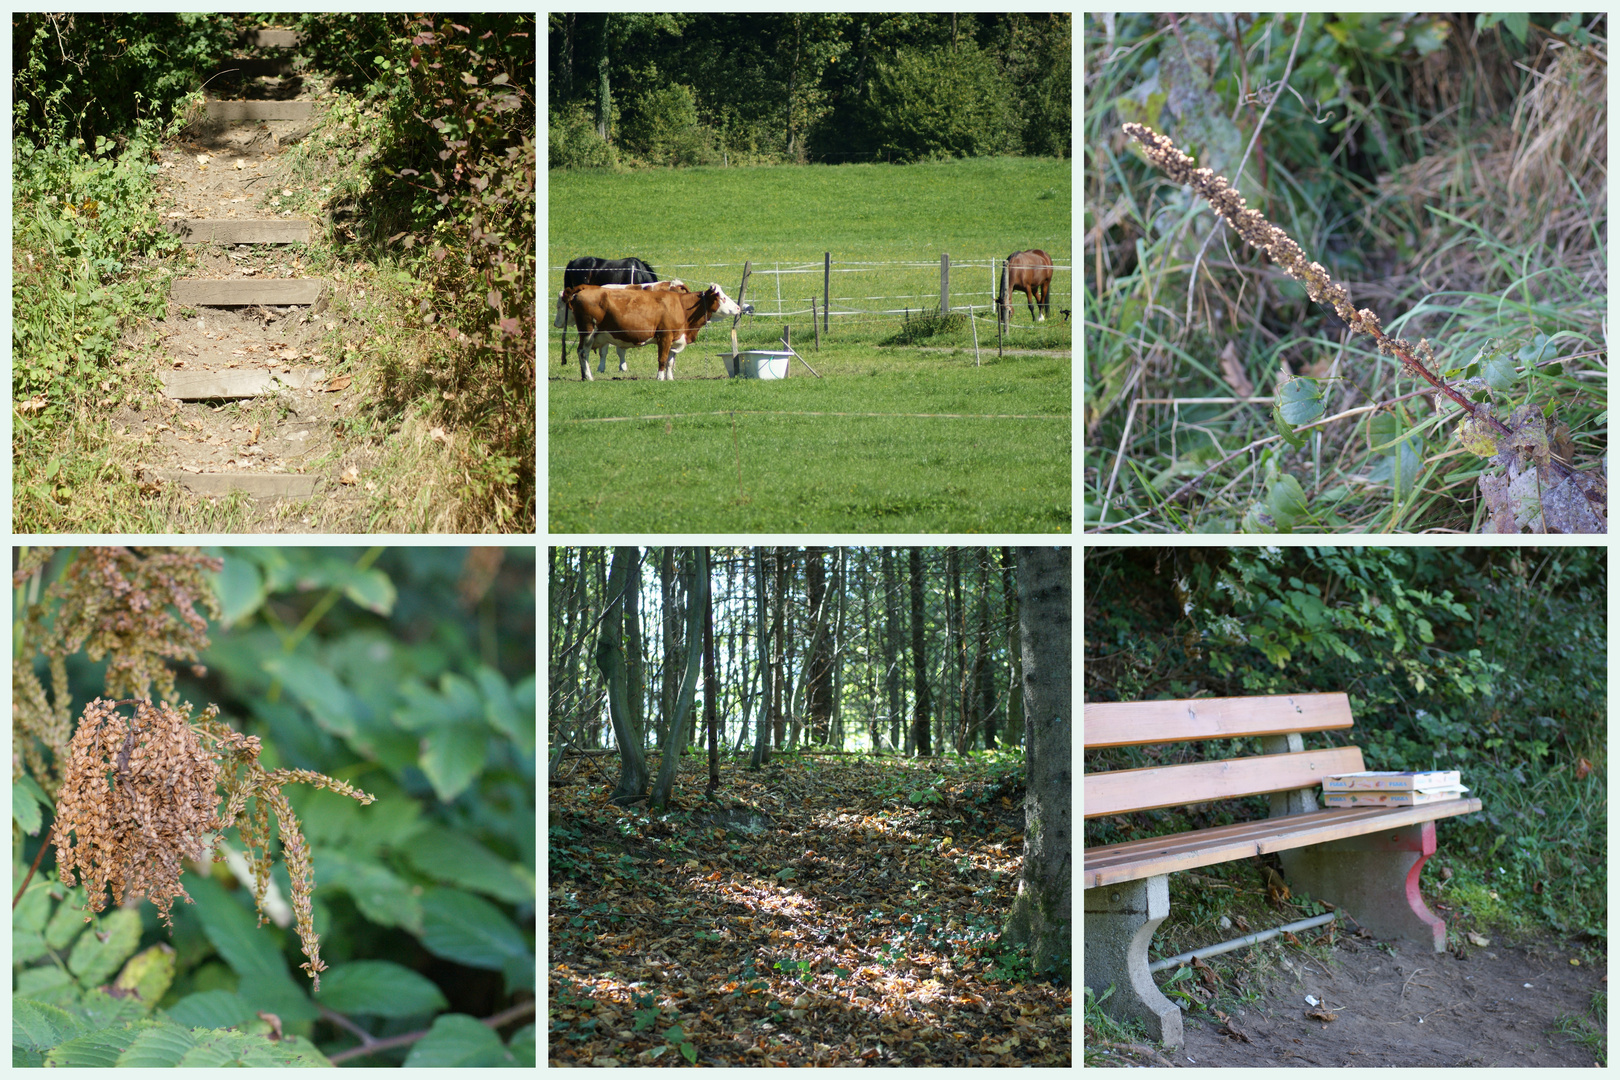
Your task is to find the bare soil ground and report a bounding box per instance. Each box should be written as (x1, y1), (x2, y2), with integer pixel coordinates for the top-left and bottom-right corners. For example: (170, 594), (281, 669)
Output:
(1095, 933), (1605, 1067)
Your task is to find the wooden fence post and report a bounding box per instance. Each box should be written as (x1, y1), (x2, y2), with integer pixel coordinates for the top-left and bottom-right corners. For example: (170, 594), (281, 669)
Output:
(811, 298), (820, 351)
(823, 252), (831, 336)
(939, 253), (950, 314)
(730, 260), (753, 359)
(998, 260), (1009, 356)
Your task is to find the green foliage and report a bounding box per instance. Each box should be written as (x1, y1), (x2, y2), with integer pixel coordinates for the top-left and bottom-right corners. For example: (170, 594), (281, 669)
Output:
(861, 42), (1021, 162)
(549, 103), (617, 169)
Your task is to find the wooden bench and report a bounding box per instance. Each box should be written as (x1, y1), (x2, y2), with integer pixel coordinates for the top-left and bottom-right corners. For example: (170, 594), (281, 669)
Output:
(1083, 693), (1482, 1047)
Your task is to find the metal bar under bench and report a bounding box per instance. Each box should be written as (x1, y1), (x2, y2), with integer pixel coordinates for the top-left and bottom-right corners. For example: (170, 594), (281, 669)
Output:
(1083, 692), (1482, 1048)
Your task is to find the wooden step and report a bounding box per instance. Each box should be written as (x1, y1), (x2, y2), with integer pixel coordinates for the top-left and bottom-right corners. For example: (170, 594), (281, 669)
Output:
(168, 219), (312, 245)
(205, 100), (315, 122)
(146, 469), (319, 499)
(172, 279), (324, 307)
(160, 368), (328, 400)
(240, 29), (301, 49)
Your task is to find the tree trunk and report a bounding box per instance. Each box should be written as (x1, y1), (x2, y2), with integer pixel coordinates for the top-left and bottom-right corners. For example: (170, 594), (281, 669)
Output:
(772, 548), (788, 750)
(1001, 546), (1071, 979)
(882, 548), (903, 753)
(598, 546), (648, 805)
(652, 548), (709, 810)
(909, 547), (931, 757)
(976, 548), (996, 750)
(661, 547), (679, 748)
(1001, 547), (1022, 754)
(806, 546), (834, 745)
(750, 548), (772, 768)
(595, 14), (612, 141)
(626, 549), (644, 750)
(704, 556), (720, 798)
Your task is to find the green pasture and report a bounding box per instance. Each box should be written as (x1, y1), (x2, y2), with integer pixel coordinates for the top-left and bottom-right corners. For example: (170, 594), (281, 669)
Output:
(548, 156), (1072, 349)
(547, 156), (1073, 531)
(548, 349), (1069, 533)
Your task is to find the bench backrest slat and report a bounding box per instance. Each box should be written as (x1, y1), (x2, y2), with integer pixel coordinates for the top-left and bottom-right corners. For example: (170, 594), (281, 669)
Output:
(1084, 746), (1365, 818)
(1085, 693), (1353, 748)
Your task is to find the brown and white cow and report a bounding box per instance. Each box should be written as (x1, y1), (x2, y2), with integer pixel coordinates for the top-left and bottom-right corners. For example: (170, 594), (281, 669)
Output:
(554, 280), (689, 377)
(568, 283), (742, 381)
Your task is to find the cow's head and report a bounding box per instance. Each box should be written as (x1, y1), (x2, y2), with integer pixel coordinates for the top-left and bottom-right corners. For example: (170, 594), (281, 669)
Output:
(702, 284), (744, 317)
(553, 289), (575, 328)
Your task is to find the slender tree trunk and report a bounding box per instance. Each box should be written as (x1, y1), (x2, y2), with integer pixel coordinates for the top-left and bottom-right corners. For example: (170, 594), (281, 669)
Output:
(1001, 547), (1022, 755)
(829, 549), (847, 750)
(704, 555), (719, 798)
(626, 550), (644, 750)
(772, 548), (788, 750)
(1002, 547), (1071, 977)
(652, 548), (709, 810)
(882, 548), (903, 753)
(595, 14), (612, 141)
(976, 548), (996, 750)
(751, 548), (772, 768)
(909, 547), (931, 757)
(661, 547), (678, 748)
(599, 546), (648, 805)
(806, 546), (833, 745)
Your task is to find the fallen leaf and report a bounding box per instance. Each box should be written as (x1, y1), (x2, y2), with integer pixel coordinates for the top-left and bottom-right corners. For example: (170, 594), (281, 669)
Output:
(1305, 1009), (1337, 1023)
(1575, 757), (1593, 781)
(324, 375), (353, 392)
(339, 465), (360, 485)
(430, 425), (451, 444)
(17, 396), (47, 413)
(1219, 341), (1254, 397)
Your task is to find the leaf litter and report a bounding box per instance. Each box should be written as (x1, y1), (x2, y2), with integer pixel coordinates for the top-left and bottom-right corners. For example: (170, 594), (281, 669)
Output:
(548, 754), (1071, 1066)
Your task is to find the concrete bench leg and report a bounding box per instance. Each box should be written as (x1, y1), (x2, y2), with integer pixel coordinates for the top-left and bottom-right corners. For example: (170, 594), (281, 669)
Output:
(1084, 876), (1183, 1047)
(1280, 821), (1446, 951)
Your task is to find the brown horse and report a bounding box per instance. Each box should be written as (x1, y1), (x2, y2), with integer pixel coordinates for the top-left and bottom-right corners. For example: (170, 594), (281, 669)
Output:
(998, 249), (1054, 324)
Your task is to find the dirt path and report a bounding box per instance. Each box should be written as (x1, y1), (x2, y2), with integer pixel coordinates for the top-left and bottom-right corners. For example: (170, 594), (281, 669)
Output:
(1141, 934), (1604, 1067)
(117, 26), (374, 529)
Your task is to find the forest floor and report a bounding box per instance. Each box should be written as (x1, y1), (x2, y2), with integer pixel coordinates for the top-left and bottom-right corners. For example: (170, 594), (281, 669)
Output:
(547, 751), (1071, 1066)
(1088, 929), (1606, 1068)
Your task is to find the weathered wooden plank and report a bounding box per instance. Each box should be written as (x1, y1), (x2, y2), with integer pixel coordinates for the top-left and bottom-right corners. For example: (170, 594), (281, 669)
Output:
(146, 469), (320, 500)
(207, 57), (295, 81)
(240, 29), (302, 48)
(160, 368), (328, 400)
(1082, 799), (1484, 888)
(172, 279), (324, 306)
(1085, 694), (1355, 747)
(1084, 748), (1366, 819)
(168, 219), (312, 245)
(205, 100), (315, 121)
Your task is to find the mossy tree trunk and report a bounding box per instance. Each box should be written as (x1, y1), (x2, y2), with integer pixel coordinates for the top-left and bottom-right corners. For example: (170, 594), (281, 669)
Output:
(1002, 546), (1071, 978)
(599, 546), (648, 806)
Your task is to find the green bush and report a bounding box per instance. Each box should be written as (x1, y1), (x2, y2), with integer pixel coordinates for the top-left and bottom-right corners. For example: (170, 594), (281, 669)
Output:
(622, 79), (714, 167)
(863, 42), (1021, 162)
(549, 103), (617, 169)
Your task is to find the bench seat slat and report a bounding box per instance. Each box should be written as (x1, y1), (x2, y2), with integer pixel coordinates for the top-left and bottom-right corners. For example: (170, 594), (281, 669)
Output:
(1083, 798), (1483, 888)
(1085, 747), (1363, 818)
(1085, 693), (1354, 747)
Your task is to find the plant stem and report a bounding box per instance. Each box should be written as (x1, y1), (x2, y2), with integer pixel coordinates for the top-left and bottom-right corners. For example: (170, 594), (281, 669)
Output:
(323, 999), (536, 1065)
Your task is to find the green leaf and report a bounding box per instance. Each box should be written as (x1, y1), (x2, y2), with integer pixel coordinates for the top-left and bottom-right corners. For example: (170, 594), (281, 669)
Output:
(1267, 472), (1309, 532)
(507, 1024), (536, 1066)
(399, 823), (534, 903)
(420, 722), (489, 803)
(262, 653), (360, 738)
(175, 1029), (333, 1067)
(213, 553), (266, 626)
(44, 1022), (144, 1067)
(775, 867), (797, 881)
(13, 774), (48, 835)
(14, 881), (52, 933)
(419, 889), (532, 971)
(1275, 376), (1326, 426)
(336, 564), (397, 615)
(316, 960), (448, 1018)
(1480, 349), (1518, 391)
(313, 848), (424, 933)
(46, 888), (90, 950)
(116, 1021), (198, 1066)
(163, 989), (254, 1030)
(403, 1013), (514, 1067)
(15, 965), (76, 1003)
(183, 876), (317, 1021)
(14, 998), (88, 1056)
(477, 665), (535, 755)
(681, 1041), (698, 1063)
(113, 943), (176, 1012)
(68, 908), (142, 987)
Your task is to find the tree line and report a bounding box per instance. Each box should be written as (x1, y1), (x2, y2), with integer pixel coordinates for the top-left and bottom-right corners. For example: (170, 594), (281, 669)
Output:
(548, 13), (1071, 168)
(550, 547), (1031, 785)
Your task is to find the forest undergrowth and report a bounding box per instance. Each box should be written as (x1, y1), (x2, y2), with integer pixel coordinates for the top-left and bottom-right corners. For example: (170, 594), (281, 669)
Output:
(547, 752), (1071, 1066)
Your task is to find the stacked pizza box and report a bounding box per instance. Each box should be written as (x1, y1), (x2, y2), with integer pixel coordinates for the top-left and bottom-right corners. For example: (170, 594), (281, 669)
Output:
(1321, 770), (1468, 808)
